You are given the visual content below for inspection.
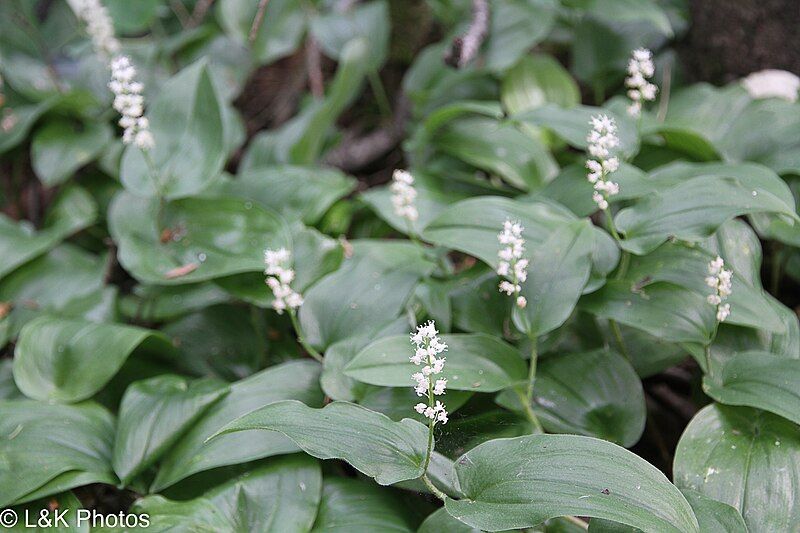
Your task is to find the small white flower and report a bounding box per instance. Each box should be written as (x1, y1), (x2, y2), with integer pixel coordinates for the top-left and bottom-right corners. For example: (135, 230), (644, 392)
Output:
(109, 56), (154, 150)
(410, 321), (448, 424)
(71, 0), (120, 58)
(497, 219), (528, 308)
(264, 248), (303, 314)
(390, 169), (419, 222)
(626, 48), (657, 117)
(586, 115), (620, 211)
(706, 256), (732, 323)
(742, 69), (800, 102)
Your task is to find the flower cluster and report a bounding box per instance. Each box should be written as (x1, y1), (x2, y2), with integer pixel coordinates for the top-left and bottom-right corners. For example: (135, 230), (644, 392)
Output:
(109, 56), (154, 150)
(264, 248), (304, 314)
(626, 48), (657, 117)
(390, 169), (418, 222)
(71, 0), (120, 58)
(705, 256), (732, 322)
(497, 219), (528, 308)
(742, 69), (800, 103)
(410, 321), (448, 424)
(586, 115), (620, 210)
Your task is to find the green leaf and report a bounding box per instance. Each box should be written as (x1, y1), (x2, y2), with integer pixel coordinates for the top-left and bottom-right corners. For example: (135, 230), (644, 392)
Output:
(619, 242), (785, 333)
(120, 60), (225, 198)
(13, 316), (175, 404)
(160, 305), (265, 381)
(501, 55), (580, 115)
(515, 104), (639, 159)
(108, 192), (290, 284)
(434, 117), (558, 190)
(290, 38), (369, 164)
(445, 434), (699, 532)
(0, 244), (108, 341)
(136, 455), (322, 532)
(580, 280), (713, 344)
(8, 491), (88, 532)
(217, 0), (306, 65)
(0, 400), (115, 507)
(513, 222), (595, 336)
(615, 170), (798, 255)
(674, 404), (800, 532)
(586, 0), (673, 37)
(497, 349), (646, 447)
(152, 360), (323, 491)
(0, 186), (97, 279)
(118, 283), (230, 322)
(113, 375), (230, 485)
(0, 99), (57, 154)
(680, 489), (747, 533)
(299, 240), (435, 349)
(310, 477), (416, 533)
(420, 508), (480, 533)
(483, 0), (557, 72)
(213, 400), (428, 485)
(216, 165), (355, 224)
(345, 333), (527, 392)
(310, 0), (389, 70)
(703, 351), (800, 425)
(31, 120), (111, 186)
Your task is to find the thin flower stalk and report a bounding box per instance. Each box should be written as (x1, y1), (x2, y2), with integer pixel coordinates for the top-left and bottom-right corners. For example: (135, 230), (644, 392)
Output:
(626, 48), (657, 117)
(497, 219), (528, 309)
(264, 248), (322, 363)
(410, 321), (448, 500)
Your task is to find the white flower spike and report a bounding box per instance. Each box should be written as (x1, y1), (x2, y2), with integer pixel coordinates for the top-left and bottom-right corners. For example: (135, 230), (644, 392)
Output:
(626, 48), (657, 117)
(586, 115), (620, 211)
(409, 321), (448, 424)
(705, 256), (732, 322)
(497, 219), (528, 308)
(109, 56), (154, 150)
(264, 248), (304, 314)
(390, 169), (419, 222)
(71, 0), (120, 58)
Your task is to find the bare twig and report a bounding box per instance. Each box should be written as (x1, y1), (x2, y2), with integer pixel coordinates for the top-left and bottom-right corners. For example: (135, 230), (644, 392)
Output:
(249, 0), (270, 44)
(306, 37), (324, 98)
(323, 95), (410, 172)
(444, 0), (489, 68)
(189, 0), (215, 28)
(169, 0), (191, 28)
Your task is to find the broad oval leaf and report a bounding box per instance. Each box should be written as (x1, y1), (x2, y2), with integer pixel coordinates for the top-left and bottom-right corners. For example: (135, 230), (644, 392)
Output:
(703, 351), (800, 425)
(135, 455), (322, 533)
(13, 316), (175, 403)
(497, 349), (646, 447)
(215, 165), (355, 224)
(680, 489), (747, 533)
(152, 360), (323, 491)
(615, 171), (798, 255)
(120, 60), (225, 199)
(483, 0), (557, 72)
(345, 333), (527, 392)
(674, 404), (800, 532)
(213, 400), (429, 486)
(113, 375), (230, 485)
(501, 55), (580, 115)
(31, 119), (111, 186)
(298, 240), (435, 350)
(310, 477), (416, 533)
(0, 400), (115, 507)
(445, 434), (699, 532)
(0, 186), (97, 279)
(108, 192), (290, 284)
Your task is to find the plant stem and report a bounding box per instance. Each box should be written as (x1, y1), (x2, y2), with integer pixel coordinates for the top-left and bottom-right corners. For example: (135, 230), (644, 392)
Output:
(289, 309), (324, 362)
(563, 515), (589, 530)
(603, 207), (630, 280)
(368, 70), (392, 118)
(609, 319), (630, 361)
(515, 338), (544, 433)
